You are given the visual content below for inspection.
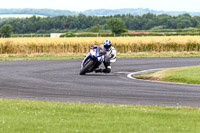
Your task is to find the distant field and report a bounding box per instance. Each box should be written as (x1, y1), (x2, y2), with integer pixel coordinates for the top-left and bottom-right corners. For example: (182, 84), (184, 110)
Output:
(1, 36), (200, 59)
(0, 14), (47, 18)
(1, 36), (200, 53)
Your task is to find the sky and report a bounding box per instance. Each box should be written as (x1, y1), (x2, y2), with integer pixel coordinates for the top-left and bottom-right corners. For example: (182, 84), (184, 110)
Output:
(0, 0), (200, 12)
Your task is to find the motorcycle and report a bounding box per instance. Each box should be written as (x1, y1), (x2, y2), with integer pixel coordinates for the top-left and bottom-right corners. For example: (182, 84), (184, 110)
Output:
(79, 45), (116, 75)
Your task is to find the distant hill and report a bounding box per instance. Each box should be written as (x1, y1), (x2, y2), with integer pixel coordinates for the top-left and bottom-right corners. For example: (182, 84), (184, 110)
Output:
(0, 8), (200, 17)
(0, 14), (46, 18)
(80, 8), (190, 16)
(0, 9), (76, 17)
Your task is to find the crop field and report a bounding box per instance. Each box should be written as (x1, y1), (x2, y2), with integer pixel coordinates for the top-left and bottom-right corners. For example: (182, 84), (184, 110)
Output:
(0, 36), (200, 56)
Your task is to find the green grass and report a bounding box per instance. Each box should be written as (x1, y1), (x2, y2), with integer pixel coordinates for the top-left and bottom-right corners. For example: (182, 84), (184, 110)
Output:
(0, 55), (85, 61)
(0, 99), (200, 133)
(135, 65), (200, 85)
(1, 52), (200, 61)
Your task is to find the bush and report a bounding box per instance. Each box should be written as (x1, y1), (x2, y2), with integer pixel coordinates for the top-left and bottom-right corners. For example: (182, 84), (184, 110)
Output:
(11, 34), (50, 37)
(60, 32), (75, 37)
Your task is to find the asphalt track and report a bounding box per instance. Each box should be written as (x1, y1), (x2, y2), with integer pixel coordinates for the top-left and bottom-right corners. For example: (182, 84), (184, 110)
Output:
(0, 57), (200, 107)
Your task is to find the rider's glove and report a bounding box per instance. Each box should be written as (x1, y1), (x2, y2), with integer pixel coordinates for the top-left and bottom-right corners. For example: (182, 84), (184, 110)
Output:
(110, 54), (114, 58)
(97, 55), (104, 62)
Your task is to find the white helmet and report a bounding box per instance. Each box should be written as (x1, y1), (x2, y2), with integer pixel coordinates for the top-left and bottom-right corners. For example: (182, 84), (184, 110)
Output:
(104, 40), (112, 50)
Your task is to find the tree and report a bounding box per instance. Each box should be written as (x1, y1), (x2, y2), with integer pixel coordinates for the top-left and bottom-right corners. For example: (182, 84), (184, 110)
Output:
(107, 18), (127, 34)
(177, 22), (183, 29)
(0, 24), (13, 37)
(89, 24), (102, 32)
(197, 22), (200, 34)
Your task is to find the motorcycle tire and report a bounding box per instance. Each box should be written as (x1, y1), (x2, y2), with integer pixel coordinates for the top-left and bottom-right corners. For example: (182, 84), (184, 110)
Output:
(79, 59), (95, 75)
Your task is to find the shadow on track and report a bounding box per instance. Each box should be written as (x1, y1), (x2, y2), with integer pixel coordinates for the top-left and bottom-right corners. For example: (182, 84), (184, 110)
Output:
(81, 73), (119, 77)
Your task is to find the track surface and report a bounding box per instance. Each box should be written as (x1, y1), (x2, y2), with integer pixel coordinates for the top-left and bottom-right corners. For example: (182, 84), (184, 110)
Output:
(0, 57), (200, 107)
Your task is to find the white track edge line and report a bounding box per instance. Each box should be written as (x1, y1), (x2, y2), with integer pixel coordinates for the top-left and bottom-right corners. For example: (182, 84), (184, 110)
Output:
(127, 68), (200, 87)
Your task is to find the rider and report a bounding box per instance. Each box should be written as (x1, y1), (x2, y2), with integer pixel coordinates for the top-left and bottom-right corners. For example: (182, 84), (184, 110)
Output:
(95, 40), (117, 73)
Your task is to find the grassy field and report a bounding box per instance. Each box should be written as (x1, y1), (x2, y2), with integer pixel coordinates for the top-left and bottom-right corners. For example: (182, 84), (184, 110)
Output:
(135, 65), (200, 85)
(0, 54), (85, 61)
(0, 51), (200, 61)
(0, 99), (200, 133)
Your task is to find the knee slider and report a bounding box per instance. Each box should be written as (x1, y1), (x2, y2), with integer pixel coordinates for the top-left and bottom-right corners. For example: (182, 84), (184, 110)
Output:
(103, 68), (111, 73)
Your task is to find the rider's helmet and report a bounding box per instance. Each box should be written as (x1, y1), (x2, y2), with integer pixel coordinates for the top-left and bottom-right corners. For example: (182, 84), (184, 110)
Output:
(104, 40), (112, 51)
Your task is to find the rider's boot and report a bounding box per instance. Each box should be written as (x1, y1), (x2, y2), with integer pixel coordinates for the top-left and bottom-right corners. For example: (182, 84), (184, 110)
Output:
(95, 69), (103, 73)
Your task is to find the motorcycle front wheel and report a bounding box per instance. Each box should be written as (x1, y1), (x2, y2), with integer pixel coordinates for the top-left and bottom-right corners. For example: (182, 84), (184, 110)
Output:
(79, 59), (95, 75)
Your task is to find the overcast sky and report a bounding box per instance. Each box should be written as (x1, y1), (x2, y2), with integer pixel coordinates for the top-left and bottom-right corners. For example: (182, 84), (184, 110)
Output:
(0, 0), (200, 12)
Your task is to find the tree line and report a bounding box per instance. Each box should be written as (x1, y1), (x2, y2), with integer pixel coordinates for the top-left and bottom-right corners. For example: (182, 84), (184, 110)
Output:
(1, 13), (200, 34)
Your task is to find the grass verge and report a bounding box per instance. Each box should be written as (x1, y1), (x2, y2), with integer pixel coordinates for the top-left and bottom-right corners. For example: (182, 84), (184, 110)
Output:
(0, 55), (85, 61)
(135, 65), (200, 85)
(0, 99), (200, 133)
(1, 51), (200, 61)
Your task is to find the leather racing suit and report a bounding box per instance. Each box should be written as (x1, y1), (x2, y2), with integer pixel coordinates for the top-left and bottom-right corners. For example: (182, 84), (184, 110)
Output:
(95, 44), (117, 73)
